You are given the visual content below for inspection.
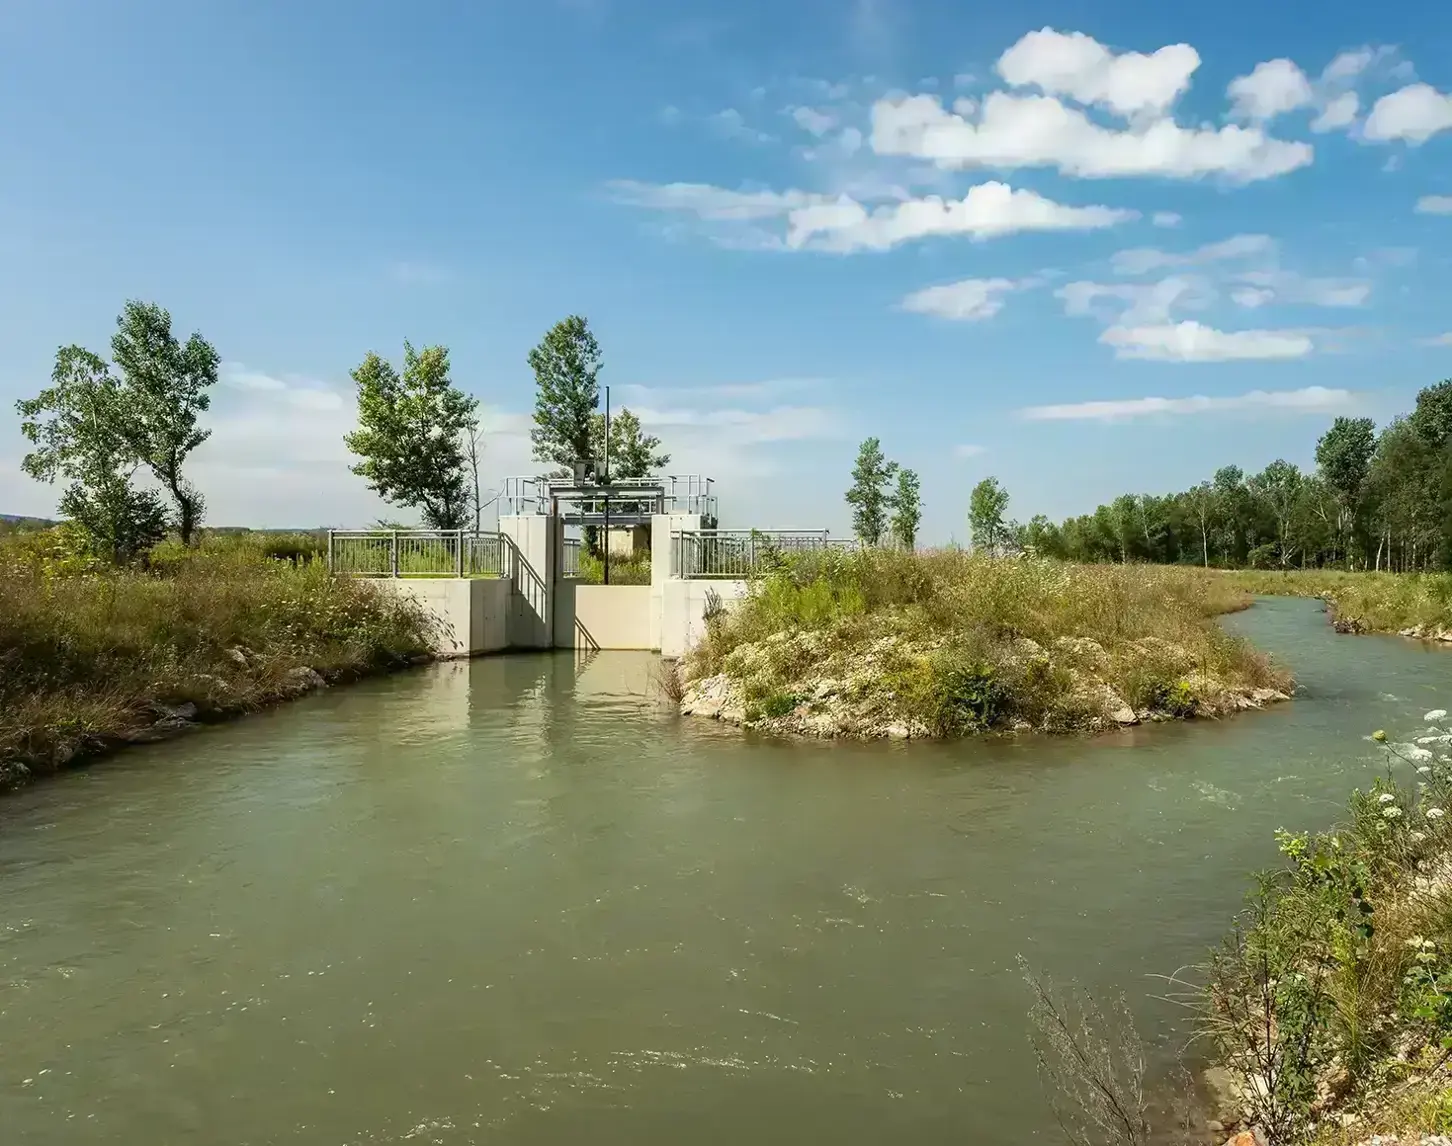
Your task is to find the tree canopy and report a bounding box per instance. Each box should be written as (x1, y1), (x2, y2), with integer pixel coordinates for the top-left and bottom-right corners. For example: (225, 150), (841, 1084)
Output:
(969, 477), (1011, 555)
(845, 437), (899, 546)
(344, 342), (478, 530)
(529, 315), (601, 472)
(589, 407), (669, 480)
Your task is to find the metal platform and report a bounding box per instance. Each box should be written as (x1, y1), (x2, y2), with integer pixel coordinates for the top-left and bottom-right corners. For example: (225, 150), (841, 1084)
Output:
(502, 475), (719, 527)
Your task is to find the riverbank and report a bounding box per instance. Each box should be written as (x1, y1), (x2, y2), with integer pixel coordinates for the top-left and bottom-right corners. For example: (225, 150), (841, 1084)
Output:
(679, 550), (1291, 739)
(1200, 723), (1452, 1146)
(0, 530), (437, 790)
(1221, 570), (1452, 640)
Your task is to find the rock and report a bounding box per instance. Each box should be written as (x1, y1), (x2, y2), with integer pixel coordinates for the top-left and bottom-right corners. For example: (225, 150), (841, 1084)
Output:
(885, 724), (910, 740)
(147, 701), (198, 723)
(812, 678), (843, 700)
(283, 667), (327, 694)
(1110, 703), (1139, 726)
(226, 647), (250, 667)
(1225, 1130), (1268, 1146)
(1250, 688), (1290, 704)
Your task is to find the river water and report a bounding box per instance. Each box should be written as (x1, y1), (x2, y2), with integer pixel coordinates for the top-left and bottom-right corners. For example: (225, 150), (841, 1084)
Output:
(3, 598), (1451, 1145)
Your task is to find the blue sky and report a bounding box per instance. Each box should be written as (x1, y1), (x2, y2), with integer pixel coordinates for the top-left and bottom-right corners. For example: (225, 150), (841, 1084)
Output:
(1, 0), (1450, 540)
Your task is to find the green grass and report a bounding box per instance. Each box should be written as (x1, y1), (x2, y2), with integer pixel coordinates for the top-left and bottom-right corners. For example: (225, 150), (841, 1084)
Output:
(684, 548), (1285, 736)
(0, 527), (437, 789)
(1218, 568), (1452, 635)
(575, 550), (652, 585)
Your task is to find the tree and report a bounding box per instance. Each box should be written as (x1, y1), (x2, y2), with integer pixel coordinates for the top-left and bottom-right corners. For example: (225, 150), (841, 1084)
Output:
(1248, 459), (1303, 569)
(344, 342), (478, 529)
(589, 407), (669, 479)
(108, 300), (219, 545)
(1315, 416), (1376, 567)
(845, 437), (898, 546)
(529, 315), (601, 471)
(969, 476), (1011, 556)
(889, 468), (922, 550)
(1184, 481), (1218, 567)
(464, 415), (484, 532)
(17, 346), (170, 562)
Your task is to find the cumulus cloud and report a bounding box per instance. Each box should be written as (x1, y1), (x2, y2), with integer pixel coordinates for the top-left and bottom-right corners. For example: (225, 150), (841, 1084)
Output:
(1098, 321), (1315, 362)
(994, 27), (1200, 118)
(1152, 211), (1182, 228)
(900, 277), (1028, 320)
(1227, 59), (1314, 121)
(1417, 195), (1452, 215)
(1056, 276), (1213, 325)
(786, 182), (1135, 251)
(1364, 83), (1452, 144)
(791, 106), (838, 136)
(610, 178), (1135, 252)
(1020, 385), (1354, 421)
(1311, 92), (1359, 132)
(1234, 269), (1371, 308)
(871, 90), (1312, 182)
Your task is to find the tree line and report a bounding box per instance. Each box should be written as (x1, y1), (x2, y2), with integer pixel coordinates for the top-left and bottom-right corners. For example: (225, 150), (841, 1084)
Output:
(1020, 377), (1452, 570)
(845, 437), (922, 549)
(15, 303), (670, 563)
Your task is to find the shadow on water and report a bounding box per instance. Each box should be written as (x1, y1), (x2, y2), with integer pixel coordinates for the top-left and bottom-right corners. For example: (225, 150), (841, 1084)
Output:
(3, 598), (1452, 1145)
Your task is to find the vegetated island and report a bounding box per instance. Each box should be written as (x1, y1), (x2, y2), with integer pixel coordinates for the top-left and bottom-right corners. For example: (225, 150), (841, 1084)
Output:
(678, 549), (1294, 740)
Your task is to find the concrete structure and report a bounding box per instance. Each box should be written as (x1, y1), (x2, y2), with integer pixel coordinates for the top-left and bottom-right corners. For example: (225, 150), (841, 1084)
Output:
(376, 511), (746, 660)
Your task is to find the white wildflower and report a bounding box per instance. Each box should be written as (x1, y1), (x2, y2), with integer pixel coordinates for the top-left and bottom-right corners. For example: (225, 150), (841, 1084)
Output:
(1413, 831), (1428, 843)
(1419, 765), (1433, 774)
(1379, 792), (1397, 803)
(1428, 808), (1446, 819)
(1426, 709), (1448, 722)
(1383, 806), (1404, 819)
(1404, 745), (1435, 762)
(1409, 935), (1426, 947)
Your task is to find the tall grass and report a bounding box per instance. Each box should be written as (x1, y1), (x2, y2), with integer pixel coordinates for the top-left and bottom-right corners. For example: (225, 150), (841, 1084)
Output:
(1218, 568), (1452, 635)
(686, 549), (1285, 736)
(0, 528), (436, 788)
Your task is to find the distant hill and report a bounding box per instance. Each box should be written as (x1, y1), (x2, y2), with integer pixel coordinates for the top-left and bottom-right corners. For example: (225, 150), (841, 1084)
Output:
(0, 514), (57, 529)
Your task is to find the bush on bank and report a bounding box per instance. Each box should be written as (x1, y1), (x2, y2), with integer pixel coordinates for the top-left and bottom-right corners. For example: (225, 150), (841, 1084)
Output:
(680, 549), (1290, 738)
(1220, 569), (1452, 639)
(1201, 723), (1452, 1146)
(0, 528), (437, 789)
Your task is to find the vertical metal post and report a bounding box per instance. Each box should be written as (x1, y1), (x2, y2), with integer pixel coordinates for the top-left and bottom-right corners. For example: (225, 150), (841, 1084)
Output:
(457, 529), (465, 577)
(327, 530), (335, 573)
(748, 532), (755, 578)
(390, 531), (399, 577)
(603, 384), (611, 586)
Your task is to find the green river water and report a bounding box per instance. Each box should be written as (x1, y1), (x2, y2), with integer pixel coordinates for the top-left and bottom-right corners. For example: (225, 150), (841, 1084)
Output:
(3, 597), (1452, 1144)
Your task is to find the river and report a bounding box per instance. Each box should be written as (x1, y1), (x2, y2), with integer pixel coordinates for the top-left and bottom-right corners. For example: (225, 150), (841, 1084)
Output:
(3, 598), (1451, 1144)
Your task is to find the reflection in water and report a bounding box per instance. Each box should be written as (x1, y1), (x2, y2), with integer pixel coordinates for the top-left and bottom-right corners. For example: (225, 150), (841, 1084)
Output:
(2, 599), (1451, 1145)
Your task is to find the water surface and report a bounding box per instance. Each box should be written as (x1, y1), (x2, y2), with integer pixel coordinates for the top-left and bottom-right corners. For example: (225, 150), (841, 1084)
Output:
(3, 598), (1451, 1144)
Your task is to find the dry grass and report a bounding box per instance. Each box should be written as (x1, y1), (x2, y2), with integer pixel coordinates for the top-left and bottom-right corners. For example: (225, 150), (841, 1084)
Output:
(1216, 570), (1452, 636)
(685, 549), (1285, 736)
(0, 528), (437, 788)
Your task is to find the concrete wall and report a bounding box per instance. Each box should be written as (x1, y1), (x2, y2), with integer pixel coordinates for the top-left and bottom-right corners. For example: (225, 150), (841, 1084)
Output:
(500, 514), (558, 649)
(554, 584), (653, 650)
(375, 578), (511, 657)
(659, 578), (749, 660)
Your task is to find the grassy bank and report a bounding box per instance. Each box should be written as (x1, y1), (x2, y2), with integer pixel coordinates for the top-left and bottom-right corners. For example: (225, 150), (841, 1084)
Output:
(1220, 569), (1452, 639)
(0, 529), (437, 790)
(1200, 724), (1452, 1146)
(680, 549), (1290, 739)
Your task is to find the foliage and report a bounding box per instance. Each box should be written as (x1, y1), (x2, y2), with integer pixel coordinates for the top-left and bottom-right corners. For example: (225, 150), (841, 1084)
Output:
(686, 548), (1285, 737)
(344, 342), (478, 529)
(890, 467), (922, 551)
(845, 437), (899, 546)
(108, 300), (219, 545)
(575, 549), (652, 585)
(1033, 382), (1452, 573)
(0, 529), (435, 788)
(969, 476), (1012, 555)
(588, 407), (669, 479)
(1197, 727), (1452, 1144)
(16, 345), (172, 563)
(529, 315), (601, 470)
(1218, 567), (1452, 635)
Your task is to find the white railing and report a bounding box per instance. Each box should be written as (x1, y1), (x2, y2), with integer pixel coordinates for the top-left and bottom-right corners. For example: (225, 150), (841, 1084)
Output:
(561, 538), (583, 579)
(328, 530), (505, 578)
(671, 529), (857, 579)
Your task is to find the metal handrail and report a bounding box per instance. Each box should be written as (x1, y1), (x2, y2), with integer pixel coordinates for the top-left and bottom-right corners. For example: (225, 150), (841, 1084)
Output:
(327, 529), (506, 578)
(670, 529), (855, 579)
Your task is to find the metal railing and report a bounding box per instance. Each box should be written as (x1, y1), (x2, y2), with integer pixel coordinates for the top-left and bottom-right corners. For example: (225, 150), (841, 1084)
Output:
(328, 530), (505, 577)
(670, 529), (857, 579)
(561, 538), (582, 579)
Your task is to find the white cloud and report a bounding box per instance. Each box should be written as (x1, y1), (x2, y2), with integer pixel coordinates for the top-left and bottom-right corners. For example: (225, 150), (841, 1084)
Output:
(710, 108), (776, 144)
(1021, 385), (1352, 421)
(1111, 233), (1273, 275)
(791, 106), (838, 136)
(1098, 321), (1315, 362)
(1311, 92), (1359, 132)
(786, 181), (1135, 251)
(1235, 269), (1371, 308)
(612, 178), (1134, 252)
(1057, 276), (1213, 325)
(1231, 286), (1276, 309)
(1364, 84), (1452, 144)
(870, 89), (1312, 183)
(1152, 211), (1182, 228)
(995, 27), (1200, 118)
(1417, 195), (1452, 215)
(1423, 333), (1452, 347)
(900, 277), (1026, 320)
(953, 443), (987, 458)
(1227, 59), (1314, 121)
(1321, 48), (1380, 84)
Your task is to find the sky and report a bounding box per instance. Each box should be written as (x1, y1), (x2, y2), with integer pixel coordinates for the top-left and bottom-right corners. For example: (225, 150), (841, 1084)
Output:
(0, 0), (1449, 541)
